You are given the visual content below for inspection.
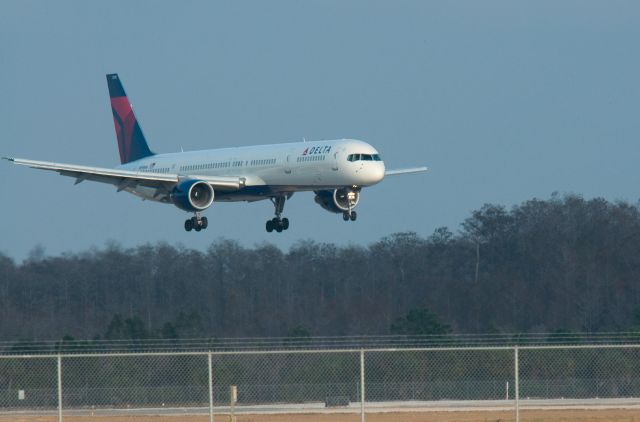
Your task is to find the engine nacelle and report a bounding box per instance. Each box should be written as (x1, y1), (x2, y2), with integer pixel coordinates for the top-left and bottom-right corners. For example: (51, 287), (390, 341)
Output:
(170, 180), (215, 212)
(314, 188), (360, 214)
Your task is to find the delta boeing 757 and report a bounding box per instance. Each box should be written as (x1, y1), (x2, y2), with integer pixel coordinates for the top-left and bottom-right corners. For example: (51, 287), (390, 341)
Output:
(4, 74), (427, 233)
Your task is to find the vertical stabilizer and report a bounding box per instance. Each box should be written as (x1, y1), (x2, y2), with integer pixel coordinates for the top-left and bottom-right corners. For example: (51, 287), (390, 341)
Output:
(107, 74), (154, 164)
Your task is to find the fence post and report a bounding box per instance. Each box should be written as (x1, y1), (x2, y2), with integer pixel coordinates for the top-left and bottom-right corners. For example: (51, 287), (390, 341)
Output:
(514, 346), (519, 422)
(360, 349), (365, 422)
(208, 352), (214, 422)
(57, 354), (63, 422)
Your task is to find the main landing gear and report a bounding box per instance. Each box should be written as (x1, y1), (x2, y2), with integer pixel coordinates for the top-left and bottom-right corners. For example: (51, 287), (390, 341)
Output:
(184, 214), (208, 232)
(266, 195), (290, 233)
(342, 210), (357, 222)
(266, 217), (289, 233)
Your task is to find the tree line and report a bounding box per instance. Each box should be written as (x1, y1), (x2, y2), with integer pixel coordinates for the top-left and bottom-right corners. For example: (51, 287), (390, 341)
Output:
(1, 193), (640, 341)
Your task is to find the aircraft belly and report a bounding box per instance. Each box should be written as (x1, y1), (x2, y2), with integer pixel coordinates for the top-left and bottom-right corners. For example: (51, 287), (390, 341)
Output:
(251, 165), (352, 192)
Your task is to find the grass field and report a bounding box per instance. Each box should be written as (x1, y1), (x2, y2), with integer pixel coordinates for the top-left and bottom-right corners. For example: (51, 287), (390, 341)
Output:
(3, 410), (640, 422)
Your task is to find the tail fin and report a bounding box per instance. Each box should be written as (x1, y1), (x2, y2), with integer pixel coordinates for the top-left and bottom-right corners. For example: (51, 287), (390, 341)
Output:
(106, 74), (154, 164)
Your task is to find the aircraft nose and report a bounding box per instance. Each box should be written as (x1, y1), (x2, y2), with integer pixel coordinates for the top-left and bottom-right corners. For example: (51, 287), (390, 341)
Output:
(374, 162), (385, 182)
(363, 162), (385, 185)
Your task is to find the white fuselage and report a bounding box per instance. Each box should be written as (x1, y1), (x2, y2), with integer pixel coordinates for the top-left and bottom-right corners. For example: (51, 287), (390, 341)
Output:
(119, 139), (385, 202)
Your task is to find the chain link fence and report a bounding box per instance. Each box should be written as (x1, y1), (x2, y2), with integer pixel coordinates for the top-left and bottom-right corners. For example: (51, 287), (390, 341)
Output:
(520, 346), (640, 399)
(0, 356), (57, 410)
(62, 354), (209, 410)
(1, 345), (640, 421)
(210, 350), (360, 407)
(365, 348), (514, 405)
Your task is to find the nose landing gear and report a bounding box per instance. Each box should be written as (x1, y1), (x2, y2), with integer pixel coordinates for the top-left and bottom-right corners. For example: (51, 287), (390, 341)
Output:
(184, 214), (208, 232)
(342, 210), (357, 221)
(335, 188), (358, 222)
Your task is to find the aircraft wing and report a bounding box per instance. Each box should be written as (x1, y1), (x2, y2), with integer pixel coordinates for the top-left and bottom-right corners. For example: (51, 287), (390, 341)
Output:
(2, 157), (244, 191)
(385, 166), (429, 176)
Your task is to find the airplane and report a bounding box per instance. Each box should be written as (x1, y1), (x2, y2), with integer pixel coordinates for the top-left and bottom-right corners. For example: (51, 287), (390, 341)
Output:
(3, 74), (427, 233)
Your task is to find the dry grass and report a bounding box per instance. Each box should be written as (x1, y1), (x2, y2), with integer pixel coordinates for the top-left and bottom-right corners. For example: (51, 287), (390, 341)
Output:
(3, 410), (640, 422)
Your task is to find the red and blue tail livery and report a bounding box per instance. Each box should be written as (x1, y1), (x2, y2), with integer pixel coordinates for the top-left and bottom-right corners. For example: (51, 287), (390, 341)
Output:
(107, 74), (154, 164)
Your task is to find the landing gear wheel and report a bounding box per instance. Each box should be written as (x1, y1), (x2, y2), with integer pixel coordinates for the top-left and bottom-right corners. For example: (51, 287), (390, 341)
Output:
(267, 195), (291, 233)
(350, 211), (357, 221)
(343, 212), (350, 221)
(266, 217), (289, 233)
(185, 215), (208, 232)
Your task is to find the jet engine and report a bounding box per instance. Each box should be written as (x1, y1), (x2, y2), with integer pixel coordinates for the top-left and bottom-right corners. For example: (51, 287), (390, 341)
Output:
(314, 188), (360, 214)
(170, 180), (215, 212)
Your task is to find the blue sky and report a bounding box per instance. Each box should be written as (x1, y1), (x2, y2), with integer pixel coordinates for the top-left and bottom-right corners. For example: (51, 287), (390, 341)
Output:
(1, 1), (639, 260)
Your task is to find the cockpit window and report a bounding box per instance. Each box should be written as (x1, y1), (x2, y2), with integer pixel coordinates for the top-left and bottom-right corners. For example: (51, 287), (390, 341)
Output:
(347, 153), (382, 162)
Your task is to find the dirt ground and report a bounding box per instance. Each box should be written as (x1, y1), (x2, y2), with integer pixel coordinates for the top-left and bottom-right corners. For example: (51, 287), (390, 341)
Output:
(3, 410), (640, 422)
